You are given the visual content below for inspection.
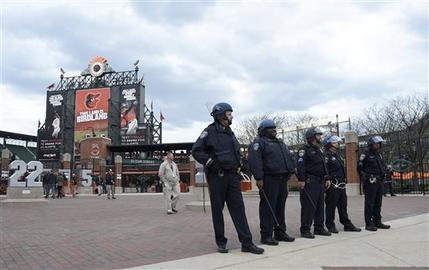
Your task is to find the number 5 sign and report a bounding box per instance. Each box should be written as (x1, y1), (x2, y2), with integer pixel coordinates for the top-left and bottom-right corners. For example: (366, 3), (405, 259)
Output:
(9, 160), (44, 187)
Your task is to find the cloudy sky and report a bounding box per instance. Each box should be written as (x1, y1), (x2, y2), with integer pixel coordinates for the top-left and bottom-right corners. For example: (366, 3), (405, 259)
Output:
(1, 0), (427, 143)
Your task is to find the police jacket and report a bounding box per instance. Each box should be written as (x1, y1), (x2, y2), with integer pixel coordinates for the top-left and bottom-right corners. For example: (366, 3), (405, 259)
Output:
(296, 144), (328, 182)
(324, 150), (346, 180)
(358, 150), (386, 178)
(248, 136), (295, 180)
(192, 122), (241, 171)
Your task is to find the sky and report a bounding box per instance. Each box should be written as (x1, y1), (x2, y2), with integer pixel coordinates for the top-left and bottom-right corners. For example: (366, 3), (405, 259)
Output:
(0, 0), (428, 143)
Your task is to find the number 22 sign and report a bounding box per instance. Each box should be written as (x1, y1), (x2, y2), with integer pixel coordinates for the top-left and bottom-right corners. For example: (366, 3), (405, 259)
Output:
(9, 160), (44, 187)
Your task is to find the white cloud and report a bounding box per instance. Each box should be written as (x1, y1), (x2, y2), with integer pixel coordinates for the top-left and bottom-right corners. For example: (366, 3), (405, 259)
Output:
(1, 0), (427, 142)
(0, 85), (45, 135)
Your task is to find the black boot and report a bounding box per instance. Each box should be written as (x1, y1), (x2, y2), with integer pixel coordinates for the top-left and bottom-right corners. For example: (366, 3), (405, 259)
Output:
(217, 244), (228, 253)
(376, 223), (391, 229)
(274, 232), (295, 242)
(300, 231), (315, 239)
(327, 226), (339, 234)
(365, 224), (378, 231)
(314, 228), (331, 236)
(344, 223), (361, 232)
(241, 244), (264, 254)
(260, 237), (279, 246)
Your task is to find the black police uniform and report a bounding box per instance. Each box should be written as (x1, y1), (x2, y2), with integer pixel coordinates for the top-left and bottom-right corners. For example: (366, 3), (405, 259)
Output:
(324, 150), (353, 230)
(192, 122), (254, 248)
(297, 144), (329, 234)
(248, 136), (295, 240)
(358, 150), (386, 226)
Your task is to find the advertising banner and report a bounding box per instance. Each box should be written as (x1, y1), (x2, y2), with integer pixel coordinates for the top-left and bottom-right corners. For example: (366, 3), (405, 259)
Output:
(120, 87), (145, 145)
(74, 88), (110, 156)
(37, 92), (65, 160)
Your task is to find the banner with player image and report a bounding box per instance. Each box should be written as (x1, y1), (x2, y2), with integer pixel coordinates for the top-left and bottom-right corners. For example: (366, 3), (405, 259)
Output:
(120, 87), (146, 145)
(74, 88), (110, 156)
(37, 91), (65, 160)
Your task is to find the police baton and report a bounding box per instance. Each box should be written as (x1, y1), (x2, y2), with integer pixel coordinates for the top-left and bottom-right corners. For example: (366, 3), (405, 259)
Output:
(202, 167), (209, 214)
(302, 186), (317, 210)
(259, 187), (280, 227)
(257, 183), (288, 235)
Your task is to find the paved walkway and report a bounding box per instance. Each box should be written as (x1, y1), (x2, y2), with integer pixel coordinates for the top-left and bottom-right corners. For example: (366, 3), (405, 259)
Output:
(1, 194), (428, 270)
(132, 213), (429, 269)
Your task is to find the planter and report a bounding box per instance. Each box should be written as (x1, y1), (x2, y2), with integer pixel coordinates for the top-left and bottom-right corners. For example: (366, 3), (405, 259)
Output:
(240, 181), (252, 192)
(180, 182), (188, 192)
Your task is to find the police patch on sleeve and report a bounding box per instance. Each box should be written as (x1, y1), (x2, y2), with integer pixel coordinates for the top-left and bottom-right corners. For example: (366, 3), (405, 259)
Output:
(359, 154), (366, 161)
(199, 131), (208, 139)
(253, 143), (260, 151)
(299, 150), (305, 157)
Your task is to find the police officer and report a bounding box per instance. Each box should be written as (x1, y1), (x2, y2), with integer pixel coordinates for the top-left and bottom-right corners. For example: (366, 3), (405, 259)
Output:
(297, 127), (332, 238)
(323, 135), (361, 233)
(248, 119), (296, 246)
(358, 135), (391, 231)
(192, 102), (264, 255)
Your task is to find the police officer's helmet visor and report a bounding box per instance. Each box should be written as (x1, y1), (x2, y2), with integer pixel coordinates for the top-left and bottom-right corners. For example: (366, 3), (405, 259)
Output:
(323, 135), (342, 146)
(314, 127), (323, 135)
(258, 119), (277, 132)
(210, 103), (233, 118)
(327, 135), (342, 144)
(369, 135), (385, 145)
(306, 127), (323, 140)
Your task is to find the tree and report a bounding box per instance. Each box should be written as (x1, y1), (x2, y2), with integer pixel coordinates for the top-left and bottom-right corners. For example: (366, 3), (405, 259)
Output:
(235, 113), (319, 146)
(353, 94), (428, 136)
(235, 113), (290, 145)
(354, 93), (429, 189)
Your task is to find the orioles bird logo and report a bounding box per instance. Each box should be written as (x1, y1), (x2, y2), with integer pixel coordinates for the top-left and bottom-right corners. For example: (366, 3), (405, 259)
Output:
(85, 93), (101, 109)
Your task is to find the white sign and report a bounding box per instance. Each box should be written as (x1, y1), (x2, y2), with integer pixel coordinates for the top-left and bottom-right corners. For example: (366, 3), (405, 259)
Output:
(9, 160), (43, 187)
(80, 169), (92, 187)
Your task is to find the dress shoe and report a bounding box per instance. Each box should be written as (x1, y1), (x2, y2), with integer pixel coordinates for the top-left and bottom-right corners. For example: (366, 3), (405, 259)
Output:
(365, 224), (378, 231)
(327, 227), (339, 234)
(344, 223), (361, 232)
(274, 232), (295, 242)
(376, 223), (391, 229)
(260, 237), (279, 246)
(314, 229), (331, 236)
(241, 244), (264, 254)
(217, 244), (228, 253)
(300, 232), (315, 239)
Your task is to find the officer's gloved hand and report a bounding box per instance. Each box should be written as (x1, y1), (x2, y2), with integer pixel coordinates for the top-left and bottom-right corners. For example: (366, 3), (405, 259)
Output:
(325, 180), (331, 189)
(256, 180), (263, 189)
(324, 175), (331, 189)
(297, 181), (305, 189)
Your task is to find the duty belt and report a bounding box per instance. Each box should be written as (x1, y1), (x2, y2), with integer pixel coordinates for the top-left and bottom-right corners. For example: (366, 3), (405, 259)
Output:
(367, 175), (383, 184)
(305, 174), (324, 183)
(265, 173), (291, 180)
(217, 167), (241, 177)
